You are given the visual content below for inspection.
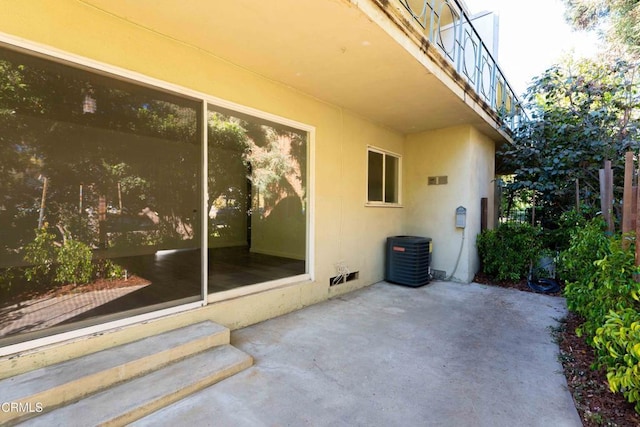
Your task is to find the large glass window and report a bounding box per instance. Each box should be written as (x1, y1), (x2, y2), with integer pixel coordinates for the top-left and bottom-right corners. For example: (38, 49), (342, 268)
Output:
(367, 147), (400, 205)
(0, 47), (202, 345)
(207, 106), (307, 293)
(0, 43), (311, 348)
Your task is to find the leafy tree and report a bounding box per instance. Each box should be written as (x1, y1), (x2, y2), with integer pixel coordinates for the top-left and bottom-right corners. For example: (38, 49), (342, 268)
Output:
(500, 57), (639, 222)
(562, 0), (640, 57)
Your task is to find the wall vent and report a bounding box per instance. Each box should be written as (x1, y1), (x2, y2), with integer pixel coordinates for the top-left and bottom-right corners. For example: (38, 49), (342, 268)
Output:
(428, 176), (448, 185)
(329, 271), (359, 286)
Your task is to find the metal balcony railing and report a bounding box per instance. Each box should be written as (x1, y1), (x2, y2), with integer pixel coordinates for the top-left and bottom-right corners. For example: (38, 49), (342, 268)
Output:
(397, 0), (525, 133)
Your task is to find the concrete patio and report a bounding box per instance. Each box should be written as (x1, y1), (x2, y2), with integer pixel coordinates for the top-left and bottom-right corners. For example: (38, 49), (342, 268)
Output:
(131, 281), (582, 427)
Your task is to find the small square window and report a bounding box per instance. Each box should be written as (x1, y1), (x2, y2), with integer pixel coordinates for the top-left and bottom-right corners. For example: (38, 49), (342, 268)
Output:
(367, 148), (401, 205)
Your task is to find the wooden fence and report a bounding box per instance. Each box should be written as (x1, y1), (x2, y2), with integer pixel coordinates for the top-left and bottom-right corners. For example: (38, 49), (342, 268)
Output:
(611, 152), (639, 267)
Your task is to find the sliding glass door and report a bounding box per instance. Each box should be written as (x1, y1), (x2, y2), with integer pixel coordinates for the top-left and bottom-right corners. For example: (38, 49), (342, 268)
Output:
(0, 42), (311, 348)
(0, 46), (202, 345)
(206, 106), (307, 293)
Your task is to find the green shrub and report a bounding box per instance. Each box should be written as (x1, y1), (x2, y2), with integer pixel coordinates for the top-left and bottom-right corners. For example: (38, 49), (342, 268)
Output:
(55, 239), (94, 285)
(559, 217), (608, 330)
(558, 217), (608, 286)
(594, 309), (640, 412)
(541, 208), (589, 252)
(23, 226), (96, 286)
(0, 267), (16, 295)
(585, 236), (638, 339)
(562, 221), (639, 340)
(94, 258), (125, 280)
(476, 222), (542, 281)
(23, 225), (57, 284)
(561, 219), (640, 414)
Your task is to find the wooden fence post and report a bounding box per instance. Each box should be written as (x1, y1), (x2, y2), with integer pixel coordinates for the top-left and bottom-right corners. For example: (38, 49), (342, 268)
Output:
(481, 197), (488, 231)
(575, 178), (580, 213)
(636, 155), (640, 275)
(623, 152), (634, 244)
(600, 160), (614, 234)
(531, 192), (536, 226)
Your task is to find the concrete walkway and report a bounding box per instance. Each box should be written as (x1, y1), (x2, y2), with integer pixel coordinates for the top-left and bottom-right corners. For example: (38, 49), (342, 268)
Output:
(133, 281), (582, 427)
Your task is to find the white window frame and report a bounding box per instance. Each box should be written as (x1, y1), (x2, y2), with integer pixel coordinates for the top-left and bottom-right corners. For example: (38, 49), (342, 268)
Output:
(0, 32), (315, 356)
(366, 146), (402, 207)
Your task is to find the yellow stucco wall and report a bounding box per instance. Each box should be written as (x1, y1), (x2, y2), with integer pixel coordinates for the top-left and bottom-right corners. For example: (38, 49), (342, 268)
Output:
(0, 1), (498, 364)
(327, 113), (405, 297)
(0, 0), (405, 339)
(403, 125), (495, 282)
(467, 126), (497, 276)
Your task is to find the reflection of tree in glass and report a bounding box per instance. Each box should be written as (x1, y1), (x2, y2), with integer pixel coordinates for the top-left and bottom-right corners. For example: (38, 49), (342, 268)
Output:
(207, 112), (249, 243)
(207, 110), (306, 218)
(207, 112), (249, 205)
(0, 58), (48, 257)
(0, 48), (201, 259)
(248, 127), (306, 218)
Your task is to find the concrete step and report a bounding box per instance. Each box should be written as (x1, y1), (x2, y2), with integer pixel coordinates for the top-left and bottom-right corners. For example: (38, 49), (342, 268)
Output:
(0, 321), (229, 425)
(22, 344), (253, 427)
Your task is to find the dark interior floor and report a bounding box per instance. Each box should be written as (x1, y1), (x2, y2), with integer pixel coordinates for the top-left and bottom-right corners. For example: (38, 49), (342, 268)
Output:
(0, 245), (305, 346)
(64, 246), (305, 323)
(208, 246), (305, 292)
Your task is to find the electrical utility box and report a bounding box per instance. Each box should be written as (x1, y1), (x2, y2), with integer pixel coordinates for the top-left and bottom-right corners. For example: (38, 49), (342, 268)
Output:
(385, 236), (432, 287)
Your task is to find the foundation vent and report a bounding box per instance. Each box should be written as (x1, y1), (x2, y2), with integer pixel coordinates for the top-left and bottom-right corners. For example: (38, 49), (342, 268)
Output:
(329, 272), (358, 286)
